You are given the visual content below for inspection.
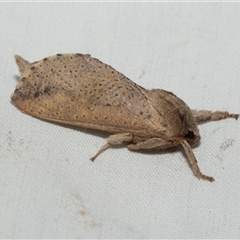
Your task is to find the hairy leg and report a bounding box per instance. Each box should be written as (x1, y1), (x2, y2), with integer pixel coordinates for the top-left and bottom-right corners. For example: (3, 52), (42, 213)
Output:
(127, 137), (178, 150)
(181, 140), (214, 182)
(128, 137), (214, 182)
(91, 133), (133, 161)
(191, 110), (239, 123)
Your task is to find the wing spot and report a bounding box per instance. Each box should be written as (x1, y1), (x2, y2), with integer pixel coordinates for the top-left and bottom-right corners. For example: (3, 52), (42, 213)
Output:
(34, 91), (40, 98)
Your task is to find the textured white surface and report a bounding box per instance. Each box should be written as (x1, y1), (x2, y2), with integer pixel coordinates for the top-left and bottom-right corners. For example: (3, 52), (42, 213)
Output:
(1, 2), (240, 238)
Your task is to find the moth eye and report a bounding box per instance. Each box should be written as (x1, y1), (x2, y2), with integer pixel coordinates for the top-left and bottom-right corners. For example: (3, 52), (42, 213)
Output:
(184, 131), (195, 139)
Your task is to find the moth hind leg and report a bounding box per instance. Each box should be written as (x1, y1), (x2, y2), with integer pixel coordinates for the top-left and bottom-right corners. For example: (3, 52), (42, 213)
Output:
(90, 133), (133, 161)
(191, 110), (239, 123)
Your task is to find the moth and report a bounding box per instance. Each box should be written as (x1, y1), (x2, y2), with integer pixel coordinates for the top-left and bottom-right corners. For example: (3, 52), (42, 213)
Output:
(11, 53), (239, 182)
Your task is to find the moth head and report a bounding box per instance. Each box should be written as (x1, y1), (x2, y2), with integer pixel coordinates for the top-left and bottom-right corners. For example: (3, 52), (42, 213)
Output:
(148, 89), (200, 145)
(181, 106), (200, 144)
(169, 109), (200, 145)
(183, 129), (200, 145)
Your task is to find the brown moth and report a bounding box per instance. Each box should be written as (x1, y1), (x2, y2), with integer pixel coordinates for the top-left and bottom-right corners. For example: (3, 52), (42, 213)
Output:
(11, 53), (239, 182)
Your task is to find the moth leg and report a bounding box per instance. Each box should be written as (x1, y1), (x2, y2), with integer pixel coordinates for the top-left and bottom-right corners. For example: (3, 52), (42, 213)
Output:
(181, 140), (214, 182)
(91, 133), (133, 161)
(191, 109), (239, 123)
(128, 138), (214, 181)
(127, 138), (178, 150)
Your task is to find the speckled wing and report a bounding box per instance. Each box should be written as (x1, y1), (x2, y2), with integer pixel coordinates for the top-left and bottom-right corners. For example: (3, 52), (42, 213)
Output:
(11, 54), (156, 136)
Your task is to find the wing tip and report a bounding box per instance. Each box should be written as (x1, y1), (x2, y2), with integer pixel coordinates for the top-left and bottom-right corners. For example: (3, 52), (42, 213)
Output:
(14, 54), (30, 76)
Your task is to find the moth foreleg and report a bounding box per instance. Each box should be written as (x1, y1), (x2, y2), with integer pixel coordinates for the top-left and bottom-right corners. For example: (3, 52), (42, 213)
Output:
(91, 133), (133, 161)
(181, 140), (214, 182)
(191, 110), (239, 123)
